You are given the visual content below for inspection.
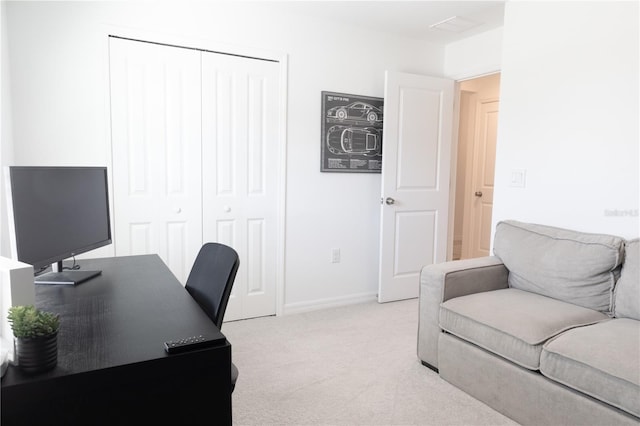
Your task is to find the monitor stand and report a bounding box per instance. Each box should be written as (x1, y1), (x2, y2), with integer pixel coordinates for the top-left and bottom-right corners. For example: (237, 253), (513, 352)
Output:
(34, 261), (101, 285)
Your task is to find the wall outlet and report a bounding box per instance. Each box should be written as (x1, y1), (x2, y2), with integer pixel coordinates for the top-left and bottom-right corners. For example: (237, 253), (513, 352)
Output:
(331, 248), (341, 263)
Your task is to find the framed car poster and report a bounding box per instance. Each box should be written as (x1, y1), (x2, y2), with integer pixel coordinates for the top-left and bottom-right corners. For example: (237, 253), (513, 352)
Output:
(320, 91), (384, 173)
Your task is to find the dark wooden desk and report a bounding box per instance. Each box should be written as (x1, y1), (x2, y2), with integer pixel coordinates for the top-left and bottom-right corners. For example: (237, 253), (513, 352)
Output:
(1, 254), (232, 425)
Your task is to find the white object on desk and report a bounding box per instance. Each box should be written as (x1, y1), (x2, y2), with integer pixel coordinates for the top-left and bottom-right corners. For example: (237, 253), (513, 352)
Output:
(0, 256), (35, 359)
(0, 335), (10, 377)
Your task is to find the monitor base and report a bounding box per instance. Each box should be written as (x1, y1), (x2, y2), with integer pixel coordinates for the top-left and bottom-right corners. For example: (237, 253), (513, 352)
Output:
(35, 270), (101, 285)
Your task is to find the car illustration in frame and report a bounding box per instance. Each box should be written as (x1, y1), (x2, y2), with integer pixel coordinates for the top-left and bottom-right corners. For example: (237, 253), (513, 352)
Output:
(326, 125), (381, 157)
(321, 91), (384, 173)
(326, 101), (384, 124)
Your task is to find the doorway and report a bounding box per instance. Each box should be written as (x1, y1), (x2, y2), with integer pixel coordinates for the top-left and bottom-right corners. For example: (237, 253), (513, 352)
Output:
(452, 73), (501, 260)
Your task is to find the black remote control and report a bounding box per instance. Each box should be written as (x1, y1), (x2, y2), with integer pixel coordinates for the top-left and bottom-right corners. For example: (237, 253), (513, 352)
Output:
(164, 335), (221, 354)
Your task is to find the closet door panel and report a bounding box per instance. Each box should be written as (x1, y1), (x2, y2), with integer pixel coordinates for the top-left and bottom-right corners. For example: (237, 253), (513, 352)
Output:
(109, 37), (203, 283)
(202, 53), (279, 321)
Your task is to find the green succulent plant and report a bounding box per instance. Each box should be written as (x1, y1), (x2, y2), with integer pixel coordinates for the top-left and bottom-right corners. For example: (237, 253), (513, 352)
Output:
(7, 305), (60, 339)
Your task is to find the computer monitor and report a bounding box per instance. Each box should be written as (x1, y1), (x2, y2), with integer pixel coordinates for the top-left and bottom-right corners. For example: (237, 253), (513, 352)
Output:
(5, 166), (112, 285)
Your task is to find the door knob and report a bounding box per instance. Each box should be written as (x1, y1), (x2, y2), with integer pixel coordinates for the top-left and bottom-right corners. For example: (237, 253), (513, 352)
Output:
(385, 197), (395, 205)
(475, 191), (483, 197)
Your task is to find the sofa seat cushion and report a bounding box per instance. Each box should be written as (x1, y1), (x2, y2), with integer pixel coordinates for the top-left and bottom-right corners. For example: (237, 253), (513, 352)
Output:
(540, 318), (640, 418)
(493, 220), (624, 314)
(439, 288), (609, 370)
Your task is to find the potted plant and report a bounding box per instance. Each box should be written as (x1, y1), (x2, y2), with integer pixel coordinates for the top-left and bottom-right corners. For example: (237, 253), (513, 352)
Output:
(7, 305), (60, 374)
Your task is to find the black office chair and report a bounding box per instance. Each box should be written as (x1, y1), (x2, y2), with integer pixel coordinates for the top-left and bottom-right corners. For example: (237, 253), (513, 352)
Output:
(185, 242), (240, 392)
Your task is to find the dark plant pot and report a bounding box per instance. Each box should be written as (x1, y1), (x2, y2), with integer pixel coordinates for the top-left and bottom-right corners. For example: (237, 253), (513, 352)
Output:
(15, 332), (58, 374)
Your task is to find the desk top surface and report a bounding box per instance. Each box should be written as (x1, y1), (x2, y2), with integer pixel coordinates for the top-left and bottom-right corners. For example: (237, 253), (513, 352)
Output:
(2, 254), (227, 385)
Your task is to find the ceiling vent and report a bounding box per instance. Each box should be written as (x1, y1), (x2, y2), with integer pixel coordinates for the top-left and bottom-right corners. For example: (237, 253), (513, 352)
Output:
(429, 16), (481, 33)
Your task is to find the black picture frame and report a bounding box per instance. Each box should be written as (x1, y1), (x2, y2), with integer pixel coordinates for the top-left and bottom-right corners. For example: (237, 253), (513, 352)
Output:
(320, 91), (384, 173)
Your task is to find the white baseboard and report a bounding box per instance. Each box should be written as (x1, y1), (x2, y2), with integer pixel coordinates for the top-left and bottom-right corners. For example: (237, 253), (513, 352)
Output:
(283, 292), (377, 316)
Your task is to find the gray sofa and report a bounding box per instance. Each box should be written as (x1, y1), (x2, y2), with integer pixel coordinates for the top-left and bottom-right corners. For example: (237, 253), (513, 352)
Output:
(418, 220), (639, 425)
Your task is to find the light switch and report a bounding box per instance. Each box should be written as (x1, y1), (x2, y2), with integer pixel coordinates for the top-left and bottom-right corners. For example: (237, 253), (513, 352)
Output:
(510, 169), (526, 188)
(331, 248), (341, 263)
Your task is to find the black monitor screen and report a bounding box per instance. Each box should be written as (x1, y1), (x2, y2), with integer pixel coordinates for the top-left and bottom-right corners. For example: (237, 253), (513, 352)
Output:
(7, 166), (112, 270)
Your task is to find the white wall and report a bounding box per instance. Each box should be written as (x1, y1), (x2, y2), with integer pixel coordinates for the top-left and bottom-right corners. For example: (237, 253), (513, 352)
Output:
(445, 26), (503, 80)
(492, 1), (639, 240)
(1, 1), (13, 257)
(2, 1), (444, 313)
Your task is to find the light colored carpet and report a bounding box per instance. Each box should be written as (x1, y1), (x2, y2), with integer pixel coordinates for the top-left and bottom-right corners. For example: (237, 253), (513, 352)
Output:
(222, 298), (518, 426)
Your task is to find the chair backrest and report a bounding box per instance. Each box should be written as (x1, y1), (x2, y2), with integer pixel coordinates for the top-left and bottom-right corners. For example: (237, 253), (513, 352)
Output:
(185, 243), (240, 329)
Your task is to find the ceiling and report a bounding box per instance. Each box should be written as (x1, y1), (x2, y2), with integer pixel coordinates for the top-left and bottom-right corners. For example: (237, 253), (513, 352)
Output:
(272, 1), (506, 44)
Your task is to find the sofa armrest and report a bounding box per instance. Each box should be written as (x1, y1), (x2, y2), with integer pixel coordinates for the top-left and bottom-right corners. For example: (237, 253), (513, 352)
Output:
(417, 256), (509, 370)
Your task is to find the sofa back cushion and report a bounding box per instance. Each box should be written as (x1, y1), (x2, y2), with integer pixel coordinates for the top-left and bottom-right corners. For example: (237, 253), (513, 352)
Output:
(493, 220), (624, 314)
(613, 238), (640, 320)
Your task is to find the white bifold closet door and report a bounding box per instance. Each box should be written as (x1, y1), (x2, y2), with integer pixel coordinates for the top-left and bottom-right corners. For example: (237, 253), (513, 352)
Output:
(109, 37), (279, 321)
(200, 52), (279, 322)
(109, 38), (203, 283)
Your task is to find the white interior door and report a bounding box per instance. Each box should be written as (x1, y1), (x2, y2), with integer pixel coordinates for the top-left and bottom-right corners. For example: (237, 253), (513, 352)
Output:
(466, 99), (498, 258)
(109, 37), (203, 283)
(201, 53), (279, 321)
(459, 73), (501, 260)
(378, 71), (454, 303)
